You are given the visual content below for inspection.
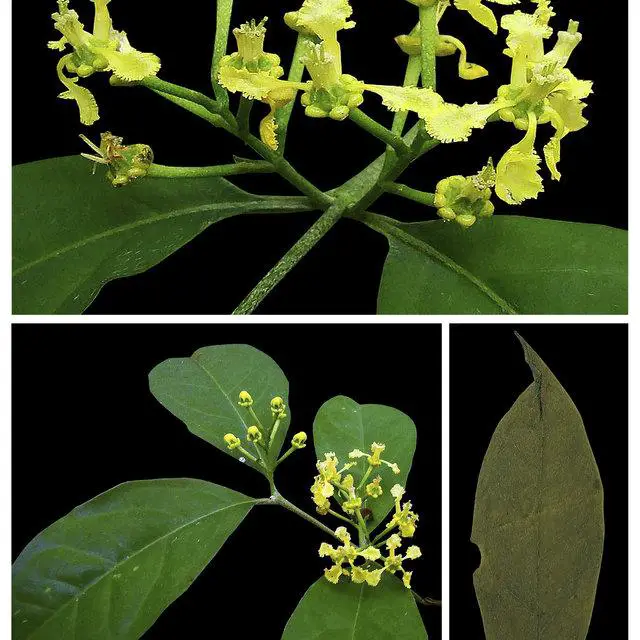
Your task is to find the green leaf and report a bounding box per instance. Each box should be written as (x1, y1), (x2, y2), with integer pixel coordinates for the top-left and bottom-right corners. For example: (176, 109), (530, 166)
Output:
(12, 156), (311, 314)
(471, 335), (604, 639)
(12, 479), (253, 640)
(149, 344), (290, 472)
(373, 214), (627, 314)
(282, 573), (427, 640)
(313, 396), (416, 531)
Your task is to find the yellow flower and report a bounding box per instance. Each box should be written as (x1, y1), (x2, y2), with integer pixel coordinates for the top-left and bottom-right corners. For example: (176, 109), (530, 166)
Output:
(359, 546), (382, 561)
(388, 485), (419, 537)
(292, 432), (308, 449)
(238, 390), (253, 407)
(224, 433), (241, 450)
(270, 396), (287, 417)
(349, 443), (402, 474)
(247, 425), (262, 443)
(319, 527), (387, 587)
(49, 0), (160, 125)
(365, 476), (383, 498)
(402, 571), (413, 589)
(324, 564), (343, 584)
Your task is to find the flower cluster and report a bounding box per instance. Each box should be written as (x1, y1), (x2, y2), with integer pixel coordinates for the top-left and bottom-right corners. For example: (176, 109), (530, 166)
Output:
(493, 2), (591, 204)
(223, 390), (303, 466)
(317, 483), (422, 588)
(311, 443), (421, 589)
(49, 0), (160, 125)
(310, 443), (400, 516)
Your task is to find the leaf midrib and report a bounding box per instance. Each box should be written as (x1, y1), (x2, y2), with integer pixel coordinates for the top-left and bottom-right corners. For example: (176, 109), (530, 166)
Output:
(360, 213), (518, 314)
(350, 584), (365, 640)
(20, 499), (254, 639)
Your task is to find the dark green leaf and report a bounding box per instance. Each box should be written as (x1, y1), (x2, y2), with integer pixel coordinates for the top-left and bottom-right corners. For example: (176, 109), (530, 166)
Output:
(375, 215), (627, 314)
(313, 396), (416, 531)
(282, 574), (427, 640)
(12, 479), (253, 640)
(471, 335), (604, 639)
(13, 156), (311, 314)
(149, 344), (290, 472)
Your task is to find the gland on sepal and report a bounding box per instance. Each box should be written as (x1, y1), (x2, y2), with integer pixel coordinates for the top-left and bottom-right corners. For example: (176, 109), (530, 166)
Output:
(435, 160), (496, 228)
(80, 132), (153, 187)
(226, 18), (284, 77)
(300, 43), (364, 120)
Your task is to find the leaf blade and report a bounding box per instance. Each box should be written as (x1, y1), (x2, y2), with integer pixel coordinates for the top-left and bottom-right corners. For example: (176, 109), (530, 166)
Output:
(13, 156), (311, 314)
(12, 479), (253, 640)
(281, 574), (427, 640)
(313, 396), (417, 531)
(375, 215), (627, 314)
(471, 335), (604, 639)
(149, 344), (290, 471)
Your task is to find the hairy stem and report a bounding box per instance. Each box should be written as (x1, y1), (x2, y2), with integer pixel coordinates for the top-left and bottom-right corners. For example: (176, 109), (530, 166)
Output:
(147, 161), (274, 178)
(419, 4), (438, 89)
(232, 203), (345, 314)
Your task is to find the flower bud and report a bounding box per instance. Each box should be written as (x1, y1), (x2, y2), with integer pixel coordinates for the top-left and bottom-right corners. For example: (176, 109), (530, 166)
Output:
(292, 432), (308, 449)
(247, 426), (262, 443)
(270, 396), (286, 416)
(238, 391), (253, 407)
(224, 433), (241, 450)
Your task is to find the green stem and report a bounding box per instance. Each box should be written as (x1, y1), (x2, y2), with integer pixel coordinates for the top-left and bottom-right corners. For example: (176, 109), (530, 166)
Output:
(276, 446), (296, 466)
(236, 446), (259, 464)
(269, 418), (282, 448)
(247, 406), (266, 435)
(385, 183), (437, 207)
(272, 493), (339, 539)
(328, 509), (358, 527)
(148, 90), (233, 132)
(237, 96), (254, 134)
(351, 137), (440, 214)
(412, 591), (442, 607)
(371, 524), (396, 546)
(146, 161), (274, 179)
(243, 134), (334, 208)
(211, 0), (233, 104)
(141, 77), (229, 121)
(356, 465), (374, 492)
(232, 203), (345, 314)
(419, 4), (438, 89)
(276, 34), (311, 153)
(391, 55), (422, 137)
(349, 108), (410, 157)
(355, 509), (369, 547)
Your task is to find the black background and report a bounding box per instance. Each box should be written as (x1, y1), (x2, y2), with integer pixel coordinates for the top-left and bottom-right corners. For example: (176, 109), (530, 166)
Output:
(12, 323), (442, 639)
(449, 324), (628, 639)
(13, 1), (627, 314)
